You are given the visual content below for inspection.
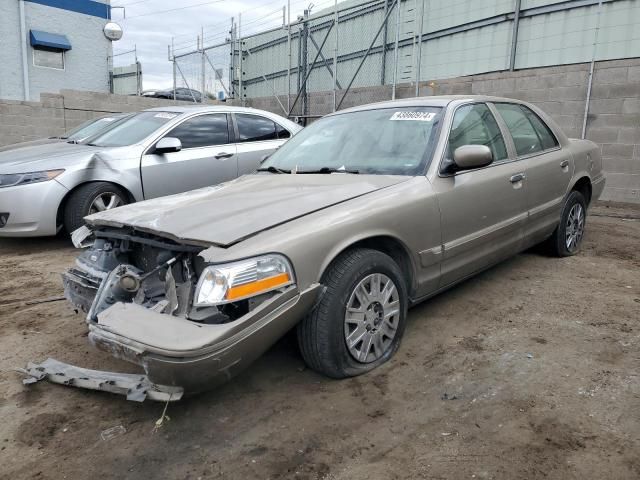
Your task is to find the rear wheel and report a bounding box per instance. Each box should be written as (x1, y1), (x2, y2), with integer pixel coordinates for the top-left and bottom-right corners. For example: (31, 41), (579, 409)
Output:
(64, 182), (128, 234)
(297, 248), (408, 378)
(547, 190), (587, 257)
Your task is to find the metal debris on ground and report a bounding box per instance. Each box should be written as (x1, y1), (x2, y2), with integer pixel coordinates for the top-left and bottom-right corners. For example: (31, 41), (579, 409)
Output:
(152, 398), (172, 434)
(100, 425), (126, 441)
(441, 392), (459, 400)
(16, 358), (183, 402)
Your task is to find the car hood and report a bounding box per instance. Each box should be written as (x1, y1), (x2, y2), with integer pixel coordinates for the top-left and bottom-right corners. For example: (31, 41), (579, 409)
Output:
(0, 142), (138, 174)
(86, 174), (411, 246)
(0, 138), (63, 153)
(0, 142), (103, 172)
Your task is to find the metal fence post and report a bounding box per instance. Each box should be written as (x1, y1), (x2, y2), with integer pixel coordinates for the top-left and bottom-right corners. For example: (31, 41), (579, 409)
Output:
(287, 0), (292, 112)
(509, 0), (522, 71)
(381, 0), (389, 85)
(582, 0), (604, 139)
(238, 13), (244, 107)
(414, 0), (424, 97)
(392, 0), (401, 100)
(201, 27), (206, 103)
(301, 12), (309, 118)
(333, 0), (339, 111)
(171, 38), (176, 100)
(229, 18), (235, 99)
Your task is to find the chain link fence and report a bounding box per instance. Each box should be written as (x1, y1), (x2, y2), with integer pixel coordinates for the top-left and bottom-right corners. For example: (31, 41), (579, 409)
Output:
(168, 0), (640, 122)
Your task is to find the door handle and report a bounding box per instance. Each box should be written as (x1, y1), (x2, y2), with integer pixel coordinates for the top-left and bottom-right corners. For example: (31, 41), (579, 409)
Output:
(560, 159), (569, 168)
(214, 152), (233, 159)
(510, 173), (526, 183)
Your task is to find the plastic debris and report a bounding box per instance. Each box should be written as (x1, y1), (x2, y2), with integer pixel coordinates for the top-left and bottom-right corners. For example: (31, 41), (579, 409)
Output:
(526, 353), (534, 359)
(100, 425), (126, 441)
(441, 392), (459, 400)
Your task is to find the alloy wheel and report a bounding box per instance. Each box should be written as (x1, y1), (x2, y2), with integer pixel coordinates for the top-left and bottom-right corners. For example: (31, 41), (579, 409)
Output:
(565, 203), (585, 253)
(344, 273), (400, 363)
(88, 192), (123, 215)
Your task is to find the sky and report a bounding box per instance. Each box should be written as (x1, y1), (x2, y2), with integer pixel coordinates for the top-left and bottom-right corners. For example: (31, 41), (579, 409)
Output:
(112, 0), (345, 91)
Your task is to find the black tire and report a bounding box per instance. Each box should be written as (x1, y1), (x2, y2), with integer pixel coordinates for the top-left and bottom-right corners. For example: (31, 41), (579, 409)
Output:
(63, 182), (128, 234)
(297, 248), (408, 379)
(547, 190), (587, 257)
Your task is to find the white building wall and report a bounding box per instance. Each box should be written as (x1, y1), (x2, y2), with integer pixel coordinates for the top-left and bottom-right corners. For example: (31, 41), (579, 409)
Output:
(0, 0), (112, 101)
(0, 2), (26, 100)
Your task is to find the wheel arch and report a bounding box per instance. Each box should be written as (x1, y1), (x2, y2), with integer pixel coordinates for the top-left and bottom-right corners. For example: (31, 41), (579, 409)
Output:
(55, 180), (136, 228)
(317, 234), (417, 297)
(570, 175), (593, 206)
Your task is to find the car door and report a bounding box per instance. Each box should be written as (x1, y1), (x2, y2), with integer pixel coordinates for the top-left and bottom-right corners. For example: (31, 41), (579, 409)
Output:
(233, 113), (292, 176)
(140, 113), (238, 199)
(492, 103), (572, 244)
(431, 102), (528, 287)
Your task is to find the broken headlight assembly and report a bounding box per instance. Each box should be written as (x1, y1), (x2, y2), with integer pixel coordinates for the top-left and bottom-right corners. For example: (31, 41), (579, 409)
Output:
(194, 254), (294, 306)
(0, 169), (64, 188)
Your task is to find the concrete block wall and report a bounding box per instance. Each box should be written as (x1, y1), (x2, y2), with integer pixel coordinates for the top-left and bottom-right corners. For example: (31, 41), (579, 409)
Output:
(0, 90), (220, 147)
(242, 58), (640, 203)
(1, 58), (638, 202)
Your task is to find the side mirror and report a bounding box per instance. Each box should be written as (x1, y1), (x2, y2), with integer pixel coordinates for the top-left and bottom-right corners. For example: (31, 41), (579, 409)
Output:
(155, 137), (182, 154)
(452, 145), (493, 171)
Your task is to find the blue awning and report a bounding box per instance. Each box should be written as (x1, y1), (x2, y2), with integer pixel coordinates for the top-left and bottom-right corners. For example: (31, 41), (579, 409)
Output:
(29, 30), (72, 51)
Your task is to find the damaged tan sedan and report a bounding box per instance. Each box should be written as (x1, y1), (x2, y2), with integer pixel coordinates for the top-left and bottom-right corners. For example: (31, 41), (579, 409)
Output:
(22, 96), (605, 401)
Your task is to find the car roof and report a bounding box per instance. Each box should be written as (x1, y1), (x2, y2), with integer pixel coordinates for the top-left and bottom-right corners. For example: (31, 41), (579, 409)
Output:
(331, 95), (527, 115)
(143, 105), (278, 115)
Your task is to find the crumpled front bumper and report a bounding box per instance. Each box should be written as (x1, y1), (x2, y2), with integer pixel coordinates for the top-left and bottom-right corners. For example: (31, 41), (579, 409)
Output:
(19, 358), (183, 402)
(22, 283), (322, 401)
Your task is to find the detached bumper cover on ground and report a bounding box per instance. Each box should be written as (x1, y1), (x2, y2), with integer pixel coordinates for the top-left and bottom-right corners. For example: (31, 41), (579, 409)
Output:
(20, 282), (322, 401)
(19, 358), (183, 402)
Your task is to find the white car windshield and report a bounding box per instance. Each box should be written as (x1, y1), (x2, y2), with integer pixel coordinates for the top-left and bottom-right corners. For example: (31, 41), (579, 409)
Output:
(64, 115), (130, 143)
(261, 107), (442, 175)
(86, 111), (179, 147)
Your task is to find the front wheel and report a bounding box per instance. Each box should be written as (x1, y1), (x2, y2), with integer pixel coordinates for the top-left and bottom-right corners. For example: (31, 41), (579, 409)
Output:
(64, 182), (128, 234)
(547, 190), (587, 257)
(297, 248), (408, 378)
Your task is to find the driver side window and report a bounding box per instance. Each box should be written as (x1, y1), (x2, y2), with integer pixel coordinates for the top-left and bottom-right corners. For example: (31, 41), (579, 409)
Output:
(447, 103), (507, 163)
(164, 113), (229, 149)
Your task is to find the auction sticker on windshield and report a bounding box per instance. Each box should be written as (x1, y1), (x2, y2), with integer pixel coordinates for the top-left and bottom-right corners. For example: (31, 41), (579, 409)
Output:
(154, 113), (178, 119)
(390, 111), (436, 121)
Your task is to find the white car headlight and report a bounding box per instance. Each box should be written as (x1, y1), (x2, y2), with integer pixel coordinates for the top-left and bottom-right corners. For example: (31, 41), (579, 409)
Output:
(194, 254), (294, 306)
(0, 169), (64, 188)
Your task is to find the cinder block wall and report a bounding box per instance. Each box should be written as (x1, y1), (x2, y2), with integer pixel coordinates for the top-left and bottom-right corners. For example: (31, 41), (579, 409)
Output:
(0, 90), (221, 147)
(1, 58), (638, 203)
(245, 58), (640, 204)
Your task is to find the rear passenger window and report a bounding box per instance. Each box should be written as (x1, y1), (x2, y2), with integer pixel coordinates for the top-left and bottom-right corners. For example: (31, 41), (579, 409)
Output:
(522, 107), (559, 150)
(495, 103), (552, 156)
(236, 114), (278, 142)
(276, 123), (291, 139)
(447, 103), (508, 163)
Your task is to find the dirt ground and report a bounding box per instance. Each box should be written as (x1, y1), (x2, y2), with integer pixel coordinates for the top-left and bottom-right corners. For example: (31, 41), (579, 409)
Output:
(0, 203), (638, 480)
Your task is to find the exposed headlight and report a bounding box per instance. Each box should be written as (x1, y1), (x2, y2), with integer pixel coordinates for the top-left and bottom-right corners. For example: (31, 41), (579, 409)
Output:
(195, 254), (294, 306)
(0, 169), (64, 188)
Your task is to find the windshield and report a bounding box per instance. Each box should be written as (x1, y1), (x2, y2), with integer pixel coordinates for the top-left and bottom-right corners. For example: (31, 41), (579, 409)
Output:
(65, 115), (130, 143)
(262, 106), (442, 175)
(86, 111), (179, 147)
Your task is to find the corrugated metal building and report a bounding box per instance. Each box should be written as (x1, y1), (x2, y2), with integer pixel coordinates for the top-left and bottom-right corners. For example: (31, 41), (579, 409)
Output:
(238, 0), (639, 99)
